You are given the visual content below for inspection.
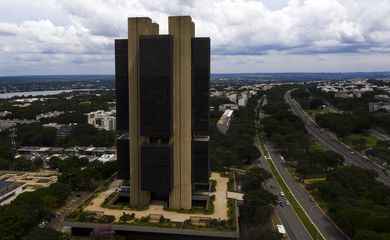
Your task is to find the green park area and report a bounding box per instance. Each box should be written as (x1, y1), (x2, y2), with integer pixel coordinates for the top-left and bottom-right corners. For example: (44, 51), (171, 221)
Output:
(305, 108), (331, 118)
(339, 133), (379, 152)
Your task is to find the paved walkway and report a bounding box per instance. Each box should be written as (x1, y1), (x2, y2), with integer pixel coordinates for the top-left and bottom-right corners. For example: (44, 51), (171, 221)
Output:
(84, 172), (229, 222)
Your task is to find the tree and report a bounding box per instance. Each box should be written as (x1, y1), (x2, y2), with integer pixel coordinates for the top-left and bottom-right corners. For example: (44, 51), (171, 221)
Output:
(354, 230), (386, 240)
(309, 97), (324, 109)
(242, 166), (271, 191)
(21, 227), (61, 240)
(14, 157), (33, 171)
(242, 189), (277, 225)
(239, 144), (261, 164)
(90, 225), (115, 240)
(248, 226), (282, 240)
(33, 157), (44, 168)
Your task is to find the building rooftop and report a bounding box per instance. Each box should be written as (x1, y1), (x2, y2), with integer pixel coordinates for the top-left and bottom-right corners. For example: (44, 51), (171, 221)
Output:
(217, 109), (233, 126)
(0, 181), (12, 189)
(193, 136), (210, 141)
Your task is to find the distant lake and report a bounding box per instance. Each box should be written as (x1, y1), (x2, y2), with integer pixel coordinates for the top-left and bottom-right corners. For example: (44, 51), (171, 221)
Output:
(0, 89), (102, 99)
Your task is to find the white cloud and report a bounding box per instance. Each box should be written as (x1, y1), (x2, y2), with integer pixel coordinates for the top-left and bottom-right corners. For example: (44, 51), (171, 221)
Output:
(0, 0), (390, 75)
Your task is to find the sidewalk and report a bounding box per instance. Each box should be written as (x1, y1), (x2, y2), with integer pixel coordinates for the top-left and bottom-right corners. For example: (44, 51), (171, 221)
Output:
(84, 172), (229, 222)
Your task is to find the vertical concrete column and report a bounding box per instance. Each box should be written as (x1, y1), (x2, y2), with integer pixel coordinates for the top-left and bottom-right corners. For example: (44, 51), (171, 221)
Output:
(128, 17), (158, 207)
(169, 16), (194, 210)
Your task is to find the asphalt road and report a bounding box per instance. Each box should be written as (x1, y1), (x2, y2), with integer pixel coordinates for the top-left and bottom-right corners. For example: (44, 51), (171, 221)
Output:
(48, 192), (91, 230)
(258, 154), (312, 240)
(285, 90), (390, 186)
(264, 141), (348, 240)
(370, 129), (390, 141)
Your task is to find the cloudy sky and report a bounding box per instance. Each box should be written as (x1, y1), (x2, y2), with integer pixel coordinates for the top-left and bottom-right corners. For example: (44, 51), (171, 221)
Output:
(0, 0), (390, 76)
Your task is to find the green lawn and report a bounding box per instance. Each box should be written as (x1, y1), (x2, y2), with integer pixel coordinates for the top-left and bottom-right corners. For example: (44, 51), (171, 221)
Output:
(308, 140), (324, 153)
(340, 133), (379, 152)
(305, 108), (331, 119)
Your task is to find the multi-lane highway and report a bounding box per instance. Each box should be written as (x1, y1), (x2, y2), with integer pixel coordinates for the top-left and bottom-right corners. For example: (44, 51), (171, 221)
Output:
(264, 141), (348, 240)
(256, 96), (347, 240)
(258, 153), (312, 240)
(285, 90), (390, 186)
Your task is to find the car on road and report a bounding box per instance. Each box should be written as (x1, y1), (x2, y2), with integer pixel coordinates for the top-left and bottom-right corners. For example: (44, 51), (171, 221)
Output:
(38, 220), (48, 228)
(280, 191), (284, 196)
(285, 200), (290, 206)
(279, 201), (285, 207)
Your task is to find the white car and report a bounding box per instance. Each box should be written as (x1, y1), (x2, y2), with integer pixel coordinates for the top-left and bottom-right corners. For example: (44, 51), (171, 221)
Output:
(285, 200), (290, 206)
(280, 191), (285, 196)
(38, 220), (48, 228)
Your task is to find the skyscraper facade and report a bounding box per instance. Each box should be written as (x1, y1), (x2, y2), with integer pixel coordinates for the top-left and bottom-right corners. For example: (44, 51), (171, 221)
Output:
(115, 16), (210, 210)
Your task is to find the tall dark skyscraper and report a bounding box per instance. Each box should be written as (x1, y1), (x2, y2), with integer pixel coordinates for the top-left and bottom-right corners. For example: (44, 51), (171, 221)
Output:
(115, 16), (210, 210)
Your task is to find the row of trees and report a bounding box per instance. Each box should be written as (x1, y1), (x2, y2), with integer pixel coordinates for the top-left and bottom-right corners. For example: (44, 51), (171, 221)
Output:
(209, 95), (261, 170)
(261, 86), (344, 180)
(240, 166), (282, 240)
(315, 113), (371, 137)
(0, 183), (70, 239)
(315, 166), (390, 239)
(0, 156), (117, 239)
(12, 123), (115, 148)
(49, 156), (117, 191)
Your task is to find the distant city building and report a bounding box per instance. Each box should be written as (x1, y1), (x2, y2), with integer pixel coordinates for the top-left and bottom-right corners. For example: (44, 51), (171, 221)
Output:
(334, 92), (353, 99)
(0, 119), (38, 132)
(218, 103), (239, 112)
(369, 102), (390, 112)
(227, 93), (237, 103)
(87, 110), (116, 131)
(238, 96), (248, 107)
(374, 94), (390, 102)
(42, 123), (75, 137)
(36, 111), (64, 120)
(0, 111), (11, 117)
(210, 90), (223, 98)
(12, 103), (31, 108)
(217, 109), (233, 134)
(13, 97), (41, 103)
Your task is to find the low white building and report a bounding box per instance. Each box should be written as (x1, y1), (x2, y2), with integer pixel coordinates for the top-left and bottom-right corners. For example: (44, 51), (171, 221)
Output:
(219, 104), (239, 112)
(238, 96), (248, 107)
(375, 94), (390, 102)
(36, 111), (64, 120)
(0, 111), (11, 117)
(217, 109), (233, 134)
(87, 110), (116, 131)
(227, 93), (237, 103)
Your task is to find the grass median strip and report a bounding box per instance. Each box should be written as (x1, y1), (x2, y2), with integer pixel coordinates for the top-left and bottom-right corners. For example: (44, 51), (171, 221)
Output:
(259, 139), (324, 240)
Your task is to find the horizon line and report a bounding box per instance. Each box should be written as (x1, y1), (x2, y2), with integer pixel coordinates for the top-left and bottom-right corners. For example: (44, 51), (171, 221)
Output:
(1, 71), (390, 78)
